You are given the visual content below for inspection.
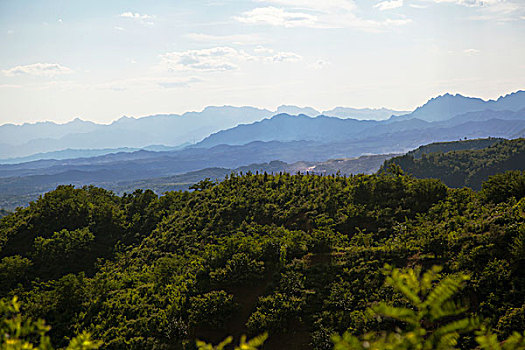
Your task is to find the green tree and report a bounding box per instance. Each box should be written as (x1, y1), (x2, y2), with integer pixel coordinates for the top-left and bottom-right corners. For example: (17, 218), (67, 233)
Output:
(0, 297), (101, 350)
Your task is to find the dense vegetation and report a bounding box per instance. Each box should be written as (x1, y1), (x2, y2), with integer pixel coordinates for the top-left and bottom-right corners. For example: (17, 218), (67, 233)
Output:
(382, 138), (525, 189)
(1, 169), (525, 349)
(405, 138), (504, 159)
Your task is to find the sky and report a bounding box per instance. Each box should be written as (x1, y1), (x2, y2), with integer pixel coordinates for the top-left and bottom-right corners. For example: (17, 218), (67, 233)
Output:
(0, 0), (524, 124)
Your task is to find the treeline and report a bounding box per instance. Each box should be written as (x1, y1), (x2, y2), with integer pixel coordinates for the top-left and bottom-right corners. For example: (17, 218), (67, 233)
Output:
(0, 170), (524, 349)
(381, 138), (525, 189)
(406, 137), (504, 159)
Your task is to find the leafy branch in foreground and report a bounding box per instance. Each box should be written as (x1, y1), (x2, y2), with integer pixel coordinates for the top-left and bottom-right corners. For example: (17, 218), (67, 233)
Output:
(1, 296), (101, 350)
(197, 265), (525, 350)
(196, 333), (268, 350)
(332, 265), (525, 350)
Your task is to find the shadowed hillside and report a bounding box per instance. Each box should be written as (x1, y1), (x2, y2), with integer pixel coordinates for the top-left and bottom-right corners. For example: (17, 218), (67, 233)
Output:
(382, 138), (525, 189)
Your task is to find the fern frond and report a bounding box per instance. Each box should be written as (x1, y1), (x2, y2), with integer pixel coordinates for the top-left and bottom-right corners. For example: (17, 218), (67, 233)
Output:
(371, 303), (419, 326)
(502, 331), (525, 350)
(430, 300), (469, 321)
(475, 331), (501, 350)
(435, 332), (460, 350)
(332, 332), (363, 350)
(385, 271), (422, 306)
(235, 333), (268, 350)
(431, 317), (479, 340)
(420, 266), (442, 295)
(423, 274), (469, 310)
(196, 336), (233, 350)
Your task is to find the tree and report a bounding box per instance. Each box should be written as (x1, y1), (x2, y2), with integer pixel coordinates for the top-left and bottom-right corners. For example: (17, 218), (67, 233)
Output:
(332, 265), (525, 350)
(0, 297), (101, 350)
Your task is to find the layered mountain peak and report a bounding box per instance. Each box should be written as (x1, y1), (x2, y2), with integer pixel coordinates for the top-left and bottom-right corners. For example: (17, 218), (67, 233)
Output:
(275, 105), (320, 117)
(391, 90), (525, 123)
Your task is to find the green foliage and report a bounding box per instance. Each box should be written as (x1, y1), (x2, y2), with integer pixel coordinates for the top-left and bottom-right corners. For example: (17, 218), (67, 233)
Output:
(0, 255), (32, 291)
(209, 252), (265, 286)
(246, 292), (305, 334)
(0, 297), (101, 350)
(189, 291), (237, 328)
(332, 265), (525, 350)
(476, 328), (525, 350)
(481, 171), (525, 204)
(196, 333), (268, 350)
(332, 265), (477, 349)
(382, 138), (525, 190)
(0, 170), (524, 348)
(33, 228), (95, 263)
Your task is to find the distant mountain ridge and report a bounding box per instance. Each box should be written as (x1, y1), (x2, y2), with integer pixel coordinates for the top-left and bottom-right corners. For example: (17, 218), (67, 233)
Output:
(390, 90), (525, 122)
(0, 106), (272, 158)
(196, 106), (525, 149)
(1, 90), (524, 160)
(0, 104), (408, 159)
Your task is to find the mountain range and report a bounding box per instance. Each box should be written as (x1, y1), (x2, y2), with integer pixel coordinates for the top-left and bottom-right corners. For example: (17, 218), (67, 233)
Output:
(0, 105), (408, 159)
(2, 90), (523, 161)
(1, 90), (525, 210)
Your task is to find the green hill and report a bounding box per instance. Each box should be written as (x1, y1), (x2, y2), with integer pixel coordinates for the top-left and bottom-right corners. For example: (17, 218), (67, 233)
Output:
(406, 137), (504, 159)
(1, 170), (524, 349)
(381, 138), (525, 189)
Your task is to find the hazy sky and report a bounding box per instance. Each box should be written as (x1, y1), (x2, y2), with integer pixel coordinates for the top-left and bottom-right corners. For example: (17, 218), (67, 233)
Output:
(0, 0), (524, 124)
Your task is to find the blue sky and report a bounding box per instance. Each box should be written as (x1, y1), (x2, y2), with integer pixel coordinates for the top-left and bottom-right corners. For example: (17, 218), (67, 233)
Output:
(0, 0), (524, 124)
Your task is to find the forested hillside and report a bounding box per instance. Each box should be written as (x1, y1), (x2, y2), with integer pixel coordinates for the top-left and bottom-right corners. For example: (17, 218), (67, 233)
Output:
(382, 138), (525, 189)
(405, 137), (504, 159)
(1, 170), (524, 349)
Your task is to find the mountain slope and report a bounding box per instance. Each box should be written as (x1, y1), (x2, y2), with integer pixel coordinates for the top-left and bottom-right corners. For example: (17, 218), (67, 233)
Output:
(195, 107), (524, 149)
(196, 114), (378, 147)
(390, 90), (525, 122)
(382, 138), (525, 189)
(0, 153), (397, 209)
(0, 106), (273, 158)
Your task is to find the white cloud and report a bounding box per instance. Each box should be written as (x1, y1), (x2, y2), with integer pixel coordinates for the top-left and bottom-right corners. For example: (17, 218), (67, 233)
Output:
(409, 4), (428, 8)
(7, 29), (14, 35)
(235, 6), (318, 27)
(2, 63), (73, 77)
(429, 0), (498, 6)
(186, 33), (263, 45)
(160, 47), (254, 72)
(120, 12), (154, 20)
(236, 1), (412, 31)
(159, 46), (304, 73)
(114, 26), (125, 31)
(254, 0), (357, 12)
(375, 0), (404, 11)
(266, 51), (302, 62)
(120, 12), (155, 25)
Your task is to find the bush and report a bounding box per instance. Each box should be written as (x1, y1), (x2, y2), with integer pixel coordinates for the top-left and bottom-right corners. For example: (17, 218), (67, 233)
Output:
(189, 291), (237, 329)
